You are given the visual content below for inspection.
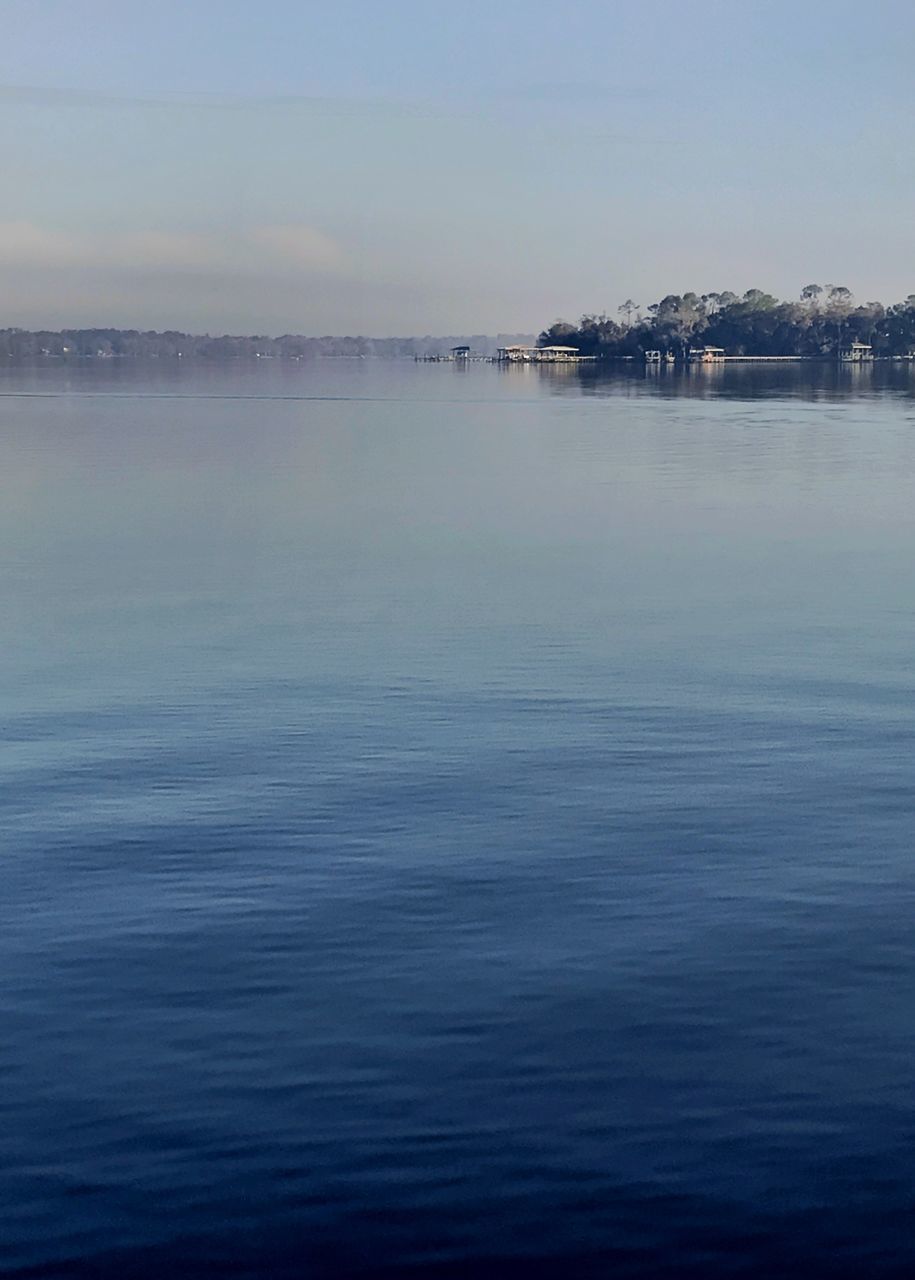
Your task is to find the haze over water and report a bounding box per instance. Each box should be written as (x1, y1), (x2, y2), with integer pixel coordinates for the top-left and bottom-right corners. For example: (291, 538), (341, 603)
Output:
(3, 359), (915, 1278)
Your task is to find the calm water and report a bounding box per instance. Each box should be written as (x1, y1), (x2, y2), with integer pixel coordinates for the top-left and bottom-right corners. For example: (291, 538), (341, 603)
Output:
(3, 359), (915, 1278)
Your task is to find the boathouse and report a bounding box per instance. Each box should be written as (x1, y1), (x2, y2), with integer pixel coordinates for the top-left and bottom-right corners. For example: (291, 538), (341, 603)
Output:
(839, 342), (873, 362)
(688, 346), (726, 363)
(496, 345), (583, 364)
(496, 345), (535, 363)
(537, 345), (581, 362)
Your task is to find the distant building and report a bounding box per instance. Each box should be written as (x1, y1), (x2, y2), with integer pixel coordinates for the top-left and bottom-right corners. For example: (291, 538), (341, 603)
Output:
(451, 345), (471, 359)
(537, 345), (581, 362)
(688, 346), (726, 363)
(496, 345), (584, 364)
(839, 342), (874, 362)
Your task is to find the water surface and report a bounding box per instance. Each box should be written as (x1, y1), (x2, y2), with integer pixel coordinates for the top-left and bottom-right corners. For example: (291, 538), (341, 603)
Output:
(3, 359), (915, 1278)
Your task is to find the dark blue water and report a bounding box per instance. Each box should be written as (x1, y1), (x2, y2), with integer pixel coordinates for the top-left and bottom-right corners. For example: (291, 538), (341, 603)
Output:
(4, 359), (915, 1278)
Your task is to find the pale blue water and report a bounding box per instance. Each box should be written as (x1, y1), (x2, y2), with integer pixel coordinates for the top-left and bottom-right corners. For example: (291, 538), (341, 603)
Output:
(3, 359), (915, 1278)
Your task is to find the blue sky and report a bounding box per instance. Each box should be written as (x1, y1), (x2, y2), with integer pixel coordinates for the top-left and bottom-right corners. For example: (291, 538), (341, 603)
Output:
(2, 0), (913, 334)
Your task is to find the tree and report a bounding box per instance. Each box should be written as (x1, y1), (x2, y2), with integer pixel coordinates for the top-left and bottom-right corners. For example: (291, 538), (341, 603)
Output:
(538, 283), (915, 359)
(618, 299), (638, 328)
(828, 285), (853, 307)
(650, 293), (706, 354)
(741, 289), (778, 311)
(824, 286), (854, 351)
(538, 320), (580, 349)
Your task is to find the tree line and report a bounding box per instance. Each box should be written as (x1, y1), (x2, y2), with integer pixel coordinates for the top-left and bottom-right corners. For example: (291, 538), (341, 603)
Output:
(539, 287), (915, 358)
(0, 329), (534, 360)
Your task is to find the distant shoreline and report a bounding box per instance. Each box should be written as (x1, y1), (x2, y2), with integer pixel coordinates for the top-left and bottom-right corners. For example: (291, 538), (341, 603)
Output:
(0, 329), (536, 362)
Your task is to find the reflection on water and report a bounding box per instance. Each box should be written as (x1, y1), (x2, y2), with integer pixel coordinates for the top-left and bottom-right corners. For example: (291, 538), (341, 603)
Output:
(3, 360), (915, 1278)
(534, 355), (915, 401)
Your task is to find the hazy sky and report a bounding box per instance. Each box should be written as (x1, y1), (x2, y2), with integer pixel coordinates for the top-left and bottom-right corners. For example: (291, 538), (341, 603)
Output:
(2, 0), (913, 334)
